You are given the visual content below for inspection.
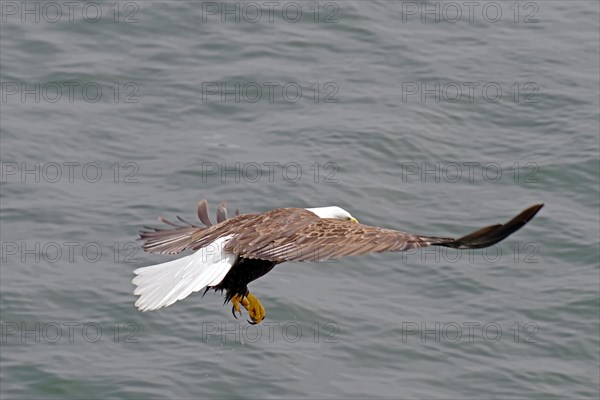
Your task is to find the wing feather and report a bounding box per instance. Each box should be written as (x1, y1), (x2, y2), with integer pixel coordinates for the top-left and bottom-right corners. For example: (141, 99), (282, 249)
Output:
(227, 204), (544, 262)
(139, 202), (543, 263)
(230, 220), (433, 262)
(216, 202), (228, 223)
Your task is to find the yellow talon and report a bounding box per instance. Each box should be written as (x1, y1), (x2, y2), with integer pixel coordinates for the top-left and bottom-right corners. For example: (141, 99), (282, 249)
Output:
(245, 292), (265, 324)
(230, 292), (265, 324)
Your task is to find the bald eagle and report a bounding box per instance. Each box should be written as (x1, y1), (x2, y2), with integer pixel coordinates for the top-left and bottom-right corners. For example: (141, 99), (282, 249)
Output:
(133, 199), (543, 323)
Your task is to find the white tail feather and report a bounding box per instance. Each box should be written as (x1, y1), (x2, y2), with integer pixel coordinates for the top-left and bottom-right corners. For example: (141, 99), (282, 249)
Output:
(132, 236), (235, 312)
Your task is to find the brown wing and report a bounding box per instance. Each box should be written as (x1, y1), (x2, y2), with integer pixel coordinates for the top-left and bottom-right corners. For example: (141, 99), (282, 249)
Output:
(140, 207), (320, 255)
(226, 219), (440, 262)
(141, 201), (543, 261)
(225, 204), (544, 262)
(202, 208), (320, 252)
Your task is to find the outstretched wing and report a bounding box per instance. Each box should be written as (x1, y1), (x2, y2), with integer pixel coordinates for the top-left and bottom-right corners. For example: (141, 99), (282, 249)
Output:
(140, 200), (543, 261)
(227, 204), (544, 262)
(139, 204), (320, 255)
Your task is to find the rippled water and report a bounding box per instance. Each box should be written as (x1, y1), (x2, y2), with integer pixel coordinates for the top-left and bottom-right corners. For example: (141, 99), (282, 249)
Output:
(1, 1), (599, 399)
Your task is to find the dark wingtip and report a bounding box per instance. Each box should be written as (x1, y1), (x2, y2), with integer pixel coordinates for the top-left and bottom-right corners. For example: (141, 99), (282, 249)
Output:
(526, 203), (544, 212)
(446, 203), (544, 249)
(515, 203), (544, 225)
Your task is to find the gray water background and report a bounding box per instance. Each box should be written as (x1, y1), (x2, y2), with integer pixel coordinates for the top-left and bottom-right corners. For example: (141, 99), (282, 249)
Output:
(1, 1), (599, 398)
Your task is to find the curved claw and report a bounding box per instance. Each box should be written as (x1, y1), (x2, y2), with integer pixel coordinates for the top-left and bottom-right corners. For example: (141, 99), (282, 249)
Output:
(247, 312), (266, 325)
(231, 306), (239, 319)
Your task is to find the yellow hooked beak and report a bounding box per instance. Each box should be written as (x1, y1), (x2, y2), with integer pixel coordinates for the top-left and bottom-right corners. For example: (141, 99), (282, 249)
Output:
(349, 217), (359, 224)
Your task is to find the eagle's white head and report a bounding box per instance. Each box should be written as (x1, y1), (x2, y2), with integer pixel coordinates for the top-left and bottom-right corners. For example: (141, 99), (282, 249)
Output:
(305, 206), (359, 223)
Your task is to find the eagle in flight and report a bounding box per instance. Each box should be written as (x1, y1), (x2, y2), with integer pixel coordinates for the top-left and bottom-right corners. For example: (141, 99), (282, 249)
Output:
(133, 199), (543, 324)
